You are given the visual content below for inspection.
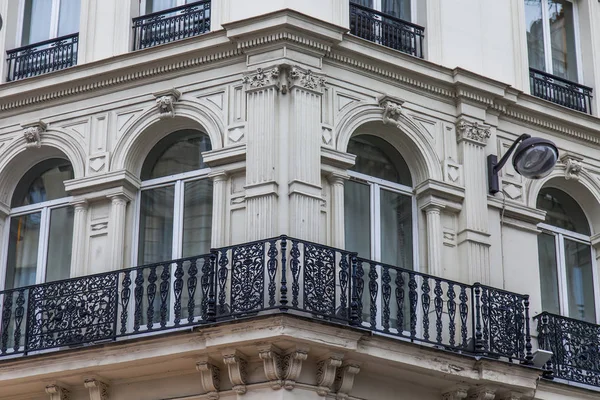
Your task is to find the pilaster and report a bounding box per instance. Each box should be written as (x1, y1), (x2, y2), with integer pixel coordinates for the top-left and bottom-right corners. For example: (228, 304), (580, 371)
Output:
(107, 194), (129, 271)
(423, 203), (444, 277)
(70, 200), (89, 277)
(327, 172), (349, 248)
(209, 171), (229, 248)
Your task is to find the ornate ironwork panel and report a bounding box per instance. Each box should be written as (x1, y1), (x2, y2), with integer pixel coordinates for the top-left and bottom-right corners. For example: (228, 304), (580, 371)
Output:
(529, 68), (593, 114)
(303, 243), (336, 316)
(230, 242), (265, 314)
(26, 273), (119, 351)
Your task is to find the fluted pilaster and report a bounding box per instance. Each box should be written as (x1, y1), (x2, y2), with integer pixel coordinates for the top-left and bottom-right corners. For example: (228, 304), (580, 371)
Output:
(70, 200), (89, 277)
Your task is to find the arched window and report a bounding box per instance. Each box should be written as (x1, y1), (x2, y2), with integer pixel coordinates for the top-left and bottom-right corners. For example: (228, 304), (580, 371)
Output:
(344, 135), (414, 268)
(537, 187), (597, 323)
(136, 130), (213, 264)
(3, 158), (74, 289)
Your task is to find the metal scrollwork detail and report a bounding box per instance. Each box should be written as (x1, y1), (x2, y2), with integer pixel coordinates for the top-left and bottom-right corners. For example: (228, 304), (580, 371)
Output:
(303, 244), (336, 316)
(231, 242), (265, 314)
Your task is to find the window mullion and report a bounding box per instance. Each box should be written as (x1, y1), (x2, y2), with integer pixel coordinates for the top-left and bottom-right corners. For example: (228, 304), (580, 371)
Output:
(0, 214), (11, 291)
(557, 234), (569, 316)
(36, 208), (50, 284)
(540, 0), (553, 75)
(590, 245), (600, 324)
(172, 180), (184, 260)
(371, 183), (380, 261)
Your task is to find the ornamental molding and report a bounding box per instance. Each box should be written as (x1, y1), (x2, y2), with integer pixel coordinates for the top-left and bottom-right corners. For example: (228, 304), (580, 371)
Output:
(560, 153), (583, 181)
(153, 89), (181, 119)
(289, 66), (326, 91)
(316, 353), (344, 396)
(222, 350), (248, 395)
(21, 121), (47, 148)
(196, 357), (220, 399)
(258, 344), (284, 389)
(333, 361), (361, 400)
(281, 346), (309, 390)
(235, 31), (332, 53)
(242, 66), (281, 91)
(456, 119), (491, 144)
(84, 379), (109, 400)
(45, 385), (70, 400)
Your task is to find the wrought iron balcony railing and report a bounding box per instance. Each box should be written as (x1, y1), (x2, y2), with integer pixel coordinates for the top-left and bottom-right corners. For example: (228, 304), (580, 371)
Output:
(0, 236), (532, 364)
(536, 312), (600, 387)
(132, 0), (211, 51)
(5, 33), (79, 82)
(529, 68), (593, 114)
(349, 2), (424, 58)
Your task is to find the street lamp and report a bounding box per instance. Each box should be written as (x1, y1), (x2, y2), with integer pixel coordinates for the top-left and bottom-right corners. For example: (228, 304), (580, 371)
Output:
(488, 134), (558, 194)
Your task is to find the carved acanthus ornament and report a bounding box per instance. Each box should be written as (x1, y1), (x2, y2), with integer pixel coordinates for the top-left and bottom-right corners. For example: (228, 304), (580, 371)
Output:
(45, 385), (70, 400)
(560, 153), (583, 181)
(333, 361), (361, 400)
(196, 357), (220, 399)
(222, 350), (248, 394)
(153, 89), (181, 119)
(22, 121), (47, 149)
(281, 346), (309, 389)
(84, 379), (109, 400)
(289, 66), (326, 91)
(456, 119), (491, 145)
(242, 67), (281, 90)
(316, 353), (344, 396)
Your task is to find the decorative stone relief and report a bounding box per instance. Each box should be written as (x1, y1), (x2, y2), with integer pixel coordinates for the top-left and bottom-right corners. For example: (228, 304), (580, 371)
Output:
(378, 97), (404, 126)
(222, 350), (248, 394)
(228, 127), (245, 143)
(242, 67), (281, 90)
(442, 387), (468, 400)
(196, 357), (220, 400)
(560, 153), (583, 181)
(84, 379), (109, 400)
(45, 385), (70, 400)
(322, 127), (333, 145)
(502, 183), (522, 201)
(87, 153), (109, 175)
(281, 346), (309, 389)
(468, 387), (496, 400)
(456, 119), (491, 144)
(153, 89), (181, 118)
(290, 66), (326, 91)
(443, 229), (457, 247)
(258, 344), (283, 389)
(444, 160), (462, 185)
(22, 121), (47, 149)
(316, 353), (343, 396)
(333, 361), (361, 400)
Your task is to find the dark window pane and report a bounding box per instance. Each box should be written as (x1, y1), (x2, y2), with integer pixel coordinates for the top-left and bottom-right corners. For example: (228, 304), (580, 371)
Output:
(348, 135), (412, 186)
(182, 179), (213, 257)
(5, 213), (41, 289)
(45, 206), (74, 282)
(525, 0), (546, 71)
(536, 188), (590, 235)
(344, 180), (371, 259)
(564, 239), (595, 322)
(11, 159), (74, 207)
(138, 186), (175, 264)
(537, 232), (560, 314)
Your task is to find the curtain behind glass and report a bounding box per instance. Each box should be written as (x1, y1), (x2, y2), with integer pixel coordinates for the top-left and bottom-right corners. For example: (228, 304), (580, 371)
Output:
(344, 181), (371, 259)
(138, 186), (175, 264)
(380, 189), (412, 269)
(537, 232), (560, 315)
(525, 0), (546, 71)
(5, 213), (41, 289)
(45, 206), (74, 282)
(548, 0), (577, 81)
(564, 239), (595, 322)
(22, 0), (52, 45)
(146, 0), (177, 14)
(182, 180), (213, 257)
(382, 0), (410, 21)
(58, 0), (81, 36)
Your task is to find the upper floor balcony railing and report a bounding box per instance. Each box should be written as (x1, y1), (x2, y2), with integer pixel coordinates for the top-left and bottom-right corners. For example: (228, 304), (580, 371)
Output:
(5, 33), (79, 82)
(132, 0), (211, 51)
(536, 312), (600, 387)
(0, 236), (532, 364)
(529, 68), (593, 114)
(349, 2), (424, 58)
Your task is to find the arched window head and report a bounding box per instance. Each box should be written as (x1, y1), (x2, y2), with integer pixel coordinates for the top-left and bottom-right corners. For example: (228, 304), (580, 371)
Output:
(11, 158), (74, 207)
(141, 130), (212, 180)
(348, 135), (412, 186)
(536, 187), (590, 235)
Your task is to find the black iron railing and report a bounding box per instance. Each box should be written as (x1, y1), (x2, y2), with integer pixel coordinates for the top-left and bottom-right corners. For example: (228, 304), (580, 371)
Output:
(5, 33), (78, 82)
(0, 236), (532, 363)
(132, 0), (211, 50)
(536, 312), (600, 387)
(529, 68), (593, 114)
(349, 2), (424, 58)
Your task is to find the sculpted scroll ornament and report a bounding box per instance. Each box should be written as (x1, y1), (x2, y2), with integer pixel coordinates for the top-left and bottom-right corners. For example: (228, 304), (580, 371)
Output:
(281, 346), (309, 389)
(258, 344), (283, 389)
(333, 362), (361, 400)
(316, 354), (344, 396)
(45, 385), (70, 400)
(196, 358), (220, 400)
(456, 119), (491, 144)
(222, 350), (248, 394)
(84, 379), (109, 400)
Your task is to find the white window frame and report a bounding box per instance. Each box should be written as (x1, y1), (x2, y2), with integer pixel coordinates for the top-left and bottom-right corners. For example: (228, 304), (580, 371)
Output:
(530, 0), (583, 82)
(15, 0), (79, 47)
(538, 222), (600, 324)
(140, 0), (190, 15)
(365, 0), (417, 22)
(0, 196), (73, 291)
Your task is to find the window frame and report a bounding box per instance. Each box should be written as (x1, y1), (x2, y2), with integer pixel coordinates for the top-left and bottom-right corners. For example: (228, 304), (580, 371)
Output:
(362, 0), (417, 23)
(15, 0), (79, 47)
(139, 0), (189, 15)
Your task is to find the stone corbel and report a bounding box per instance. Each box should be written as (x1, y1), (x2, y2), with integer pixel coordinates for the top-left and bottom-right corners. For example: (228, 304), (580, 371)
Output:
(497, 392), (528, 400)
(316, 353), (344, 396)
(22, 121), (47, 149)
(258, 344), (283, 389)
(196, 357), (220, 400)
(281, 346), (309, 390)
(456, 118), (491, 145)
(289, 65), (326, 93)
(442, 386), (468, 400)
(222, 350), (248, 395)
(153, 88), (181, 118)
(333, 361), (361, 400)
(560, 153), (583, 181)
(45, 384), (70, 400)
(84, 379), (109, 400)
(468, 387), (496, 400)
(378, 95), (404, 126)
(242, 66), (281, 91)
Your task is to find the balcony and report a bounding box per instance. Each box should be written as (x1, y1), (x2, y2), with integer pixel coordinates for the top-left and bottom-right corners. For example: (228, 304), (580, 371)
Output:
(5, 33), (79, 82)
(0, 236), (532, 364)
(132, 0), (211, 51)
(349, 2), (424, 58)
(529, 68), (593, 114)
(536, 312), (600, 387)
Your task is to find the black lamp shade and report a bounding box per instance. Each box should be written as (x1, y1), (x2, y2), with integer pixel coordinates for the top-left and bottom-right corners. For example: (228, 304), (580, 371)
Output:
(512, 137), (558, 179)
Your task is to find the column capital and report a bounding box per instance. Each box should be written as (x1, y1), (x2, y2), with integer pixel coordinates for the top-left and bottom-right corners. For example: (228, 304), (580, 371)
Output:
(208, 170), (229, 182)
(106, 193), (131, 205)
(70, 199), (89, 210)
(456, 118), (491, 145)
(326, 171), (349, 185)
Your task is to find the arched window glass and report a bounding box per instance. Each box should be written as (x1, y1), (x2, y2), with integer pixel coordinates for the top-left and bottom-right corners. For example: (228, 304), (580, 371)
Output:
(4, 159), (74, 290)
(137, 130), (213, 265)
(537, 187), (596, 323)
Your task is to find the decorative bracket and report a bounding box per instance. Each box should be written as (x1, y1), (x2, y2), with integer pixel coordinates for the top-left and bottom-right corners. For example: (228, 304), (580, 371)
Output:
(45, 384), (70, 400)
(456, 118), (491, 145)
(333, 361), (361, 399)
(378, 95), (404, 126)
(289, 65), (326, 92)
(222, 350), (248, 395)
(22, 121), (47, 149)
(316, 353), (344, 396)
(468, 387), (496, 400)
(560, 153), (583, 181)
(442, 387), (469, 400)
(258, 344), (283, 389)
(84, 379), (109, 400)
(153, 88), (181, 118)
(196, 357), (220, 400)
(281, 345), (309, 390)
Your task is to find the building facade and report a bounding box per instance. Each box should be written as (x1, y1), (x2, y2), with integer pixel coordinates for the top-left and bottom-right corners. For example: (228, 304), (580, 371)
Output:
(0, 0), (599, 399)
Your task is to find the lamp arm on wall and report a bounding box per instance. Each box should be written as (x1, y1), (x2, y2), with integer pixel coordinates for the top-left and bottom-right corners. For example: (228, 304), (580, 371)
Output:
(487, 134), (531, 194)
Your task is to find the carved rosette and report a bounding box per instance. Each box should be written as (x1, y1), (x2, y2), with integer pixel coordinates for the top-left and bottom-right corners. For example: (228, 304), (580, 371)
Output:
(22, 121), (47, 149)
(153, 89), (181, 119)
(333, 362), (361, 400)
(84, 379), (109, 400)
(222, 350), (248, 395)
(281, 346), (309, 390)
(316, 354), (343, 396)
(242, 67), (281, 91)
(196, 357), (221, 399)
(560, 153), (583, 181)
(258, 344), (283, 389)
(456, 119), (491, 145)
(45, 384), (70, 400)
(289, 66), (326, 92)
